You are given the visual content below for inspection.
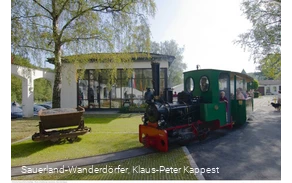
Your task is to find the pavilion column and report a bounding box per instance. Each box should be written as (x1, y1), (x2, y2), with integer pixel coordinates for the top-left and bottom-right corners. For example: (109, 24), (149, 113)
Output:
(22, 75), (34, 117)
(51, 81), (54, 94)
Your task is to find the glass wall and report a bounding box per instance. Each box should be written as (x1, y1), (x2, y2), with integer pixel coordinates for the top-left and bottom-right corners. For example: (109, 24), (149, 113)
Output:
(77, 68), (167, 110)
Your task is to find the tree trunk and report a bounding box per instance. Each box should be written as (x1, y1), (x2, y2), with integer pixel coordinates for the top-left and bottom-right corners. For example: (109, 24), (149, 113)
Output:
(52, 45), (62, 108)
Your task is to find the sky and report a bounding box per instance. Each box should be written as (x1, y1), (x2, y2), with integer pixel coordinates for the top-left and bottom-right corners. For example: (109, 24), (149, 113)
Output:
(9, 0), (261, 73)
(148, 0), (259, 73)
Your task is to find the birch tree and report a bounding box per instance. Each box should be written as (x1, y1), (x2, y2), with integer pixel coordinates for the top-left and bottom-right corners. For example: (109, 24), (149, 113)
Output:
(11, 0), (156, 108)
(151, 40), (186, 87)
(235, 0), (281, 62)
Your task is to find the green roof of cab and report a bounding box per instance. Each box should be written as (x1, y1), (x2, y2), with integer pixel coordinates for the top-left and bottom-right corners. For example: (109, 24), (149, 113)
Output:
(184, 69), (254, 82)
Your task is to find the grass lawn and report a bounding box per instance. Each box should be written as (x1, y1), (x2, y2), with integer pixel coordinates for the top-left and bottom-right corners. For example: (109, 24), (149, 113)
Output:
(12, 147), (197, 180)
(11, 114), (144, 166)
(11, 116), (39, 143)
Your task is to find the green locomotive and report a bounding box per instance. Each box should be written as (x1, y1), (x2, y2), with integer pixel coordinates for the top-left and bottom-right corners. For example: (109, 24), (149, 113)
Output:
(140, 65), (255, 152)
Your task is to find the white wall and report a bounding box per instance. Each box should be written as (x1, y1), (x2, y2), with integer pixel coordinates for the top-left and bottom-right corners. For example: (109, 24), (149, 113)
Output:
(173, 83), (184, 93)
(82, 61), (169, 70)
(61, 64), (77, 108)
(263, 85), (280, 95)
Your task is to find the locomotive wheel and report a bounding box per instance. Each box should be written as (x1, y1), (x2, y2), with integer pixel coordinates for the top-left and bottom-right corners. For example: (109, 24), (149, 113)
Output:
(178, 140), (192, 146)
(198, 128), (210, 141)
(194, 123), (209, 141)
(198, 134), (207, 141)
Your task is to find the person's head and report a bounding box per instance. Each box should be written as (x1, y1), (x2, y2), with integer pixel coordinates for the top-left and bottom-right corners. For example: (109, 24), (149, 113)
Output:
(236, 88), (241, 94)
(201, 78), (207, 85)
(278, 90), (281, 94)
(220, 91), (225, 97)
(200, 77), (209, 92)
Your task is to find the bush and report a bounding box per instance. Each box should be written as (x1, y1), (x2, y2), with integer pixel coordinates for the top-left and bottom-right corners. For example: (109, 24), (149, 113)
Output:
(119, 106), (130, 113)
(254, 91), (259, 98)
(119, 105), (146, 113)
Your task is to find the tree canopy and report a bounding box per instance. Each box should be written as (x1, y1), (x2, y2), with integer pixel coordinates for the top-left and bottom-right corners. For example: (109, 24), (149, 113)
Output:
(253, 79), (259, 90)
(247, 71), (269, 80)
(258, 53), (281, 79)
(11, 0), (156, 108)
(150, 40), (187, 87)
(235, 0), (281, 79)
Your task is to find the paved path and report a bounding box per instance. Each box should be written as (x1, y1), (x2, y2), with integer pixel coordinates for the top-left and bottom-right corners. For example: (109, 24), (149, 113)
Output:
(254, 95), (277, 109)
(187, 96), (281, 180)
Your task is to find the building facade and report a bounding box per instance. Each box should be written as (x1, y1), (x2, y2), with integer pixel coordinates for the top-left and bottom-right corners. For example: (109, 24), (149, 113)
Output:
(258, 80), (281, 95)
(48, 53), (175, 110)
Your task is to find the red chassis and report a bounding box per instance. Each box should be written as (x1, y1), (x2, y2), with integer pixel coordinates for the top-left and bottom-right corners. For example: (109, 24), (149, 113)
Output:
(139, 120), (233, 152)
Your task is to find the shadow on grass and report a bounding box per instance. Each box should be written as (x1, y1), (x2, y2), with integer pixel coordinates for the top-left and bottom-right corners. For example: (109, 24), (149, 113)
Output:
(11, 137), (84, 159)
(84, 113), (142, 124)
(85, 113), (141, 118)
(11, 141), (50, 159)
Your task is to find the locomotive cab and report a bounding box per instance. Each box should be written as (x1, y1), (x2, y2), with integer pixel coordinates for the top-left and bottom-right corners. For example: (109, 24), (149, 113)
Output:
(184, 69), (254, 128)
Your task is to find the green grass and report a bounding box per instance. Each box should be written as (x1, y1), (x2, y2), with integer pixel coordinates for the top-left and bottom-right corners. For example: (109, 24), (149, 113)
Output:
(11, 116), (39, 143)
(11, 114), (144, 166)
(12, 148), (197, 180)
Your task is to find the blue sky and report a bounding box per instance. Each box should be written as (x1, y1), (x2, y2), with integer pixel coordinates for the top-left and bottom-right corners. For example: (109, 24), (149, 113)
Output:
(149, 0), (258, 73)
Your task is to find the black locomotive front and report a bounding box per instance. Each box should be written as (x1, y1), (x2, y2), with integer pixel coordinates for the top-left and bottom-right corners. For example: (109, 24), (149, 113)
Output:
(144, 91), (200, 128)
(139, 62), (203, 151)
(142, 62), (200, 129)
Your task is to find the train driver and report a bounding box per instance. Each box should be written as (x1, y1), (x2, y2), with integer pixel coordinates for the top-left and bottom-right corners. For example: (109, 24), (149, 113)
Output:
(200, 77), (209, 91)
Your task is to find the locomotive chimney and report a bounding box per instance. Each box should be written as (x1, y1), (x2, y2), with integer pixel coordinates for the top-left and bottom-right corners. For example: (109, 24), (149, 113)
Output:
(151, 62), (160, 100)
